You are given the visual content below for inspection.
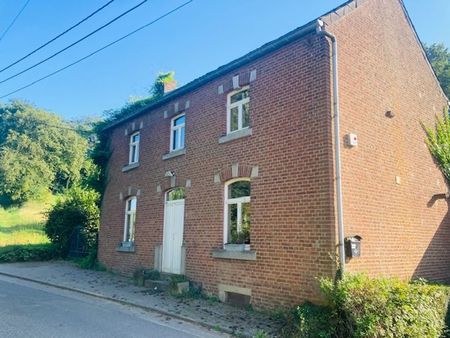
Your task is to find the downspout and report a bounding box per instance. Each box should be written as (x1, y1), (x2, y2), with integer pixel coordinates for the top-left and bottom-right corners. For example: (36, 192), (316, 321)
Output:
(316, 19), (346, 275)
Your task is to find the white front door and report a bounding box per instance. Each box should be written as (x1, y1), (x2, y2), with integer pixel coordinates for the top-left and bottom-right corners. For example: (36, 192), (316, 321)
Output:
(162, 189), (185, 274)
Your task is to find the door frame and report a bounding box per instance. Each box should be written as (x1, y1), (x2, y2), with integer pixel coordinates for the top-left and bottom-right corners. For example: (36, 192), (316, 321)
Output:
(162, 188), (185, 274)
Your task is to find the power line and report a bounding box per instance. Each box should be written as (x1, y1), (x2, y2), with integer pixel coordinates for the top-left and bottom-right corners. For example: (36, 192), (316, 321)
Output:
(0, 0), (116, 74)
(0, 0), (31, 44)
(0, 0), (148, 85)
(0, 0), (193, 99)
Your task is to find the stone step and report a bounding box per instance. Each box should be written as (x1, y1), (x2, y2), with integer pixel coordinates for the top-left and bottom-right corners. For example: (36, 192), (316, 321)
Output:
(143, 279), (171, 292)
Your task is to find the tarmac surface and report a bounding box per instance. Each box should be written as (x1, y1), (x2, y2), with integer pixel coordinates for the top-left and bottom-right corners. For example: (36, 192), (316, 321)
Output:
(0, 274), (225, 338)
(0, 261), (281, 337)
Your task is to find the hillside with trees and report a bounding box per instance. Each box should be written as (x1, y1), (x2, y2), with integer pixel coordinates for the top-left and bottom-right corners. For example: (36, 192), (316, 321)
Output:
(0, 100), (96, 205)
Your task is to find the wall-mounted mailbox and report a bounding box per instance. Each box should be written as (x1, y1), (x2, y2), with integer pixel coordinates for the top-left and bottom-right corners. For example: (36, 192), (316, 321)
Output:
(345, 235), (362, 258)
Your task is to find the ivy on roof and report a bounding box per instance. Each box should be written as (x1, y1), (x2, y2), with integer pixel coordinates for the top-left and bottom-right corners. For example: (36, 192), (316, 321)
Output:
(104, 71), (175, 123)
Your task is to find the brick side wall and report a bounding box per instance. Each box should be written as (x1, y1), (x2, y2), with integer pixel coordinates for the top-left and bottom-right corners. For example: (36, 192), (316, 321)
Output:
(327, 0), (450, 281)
(98, 34), (336, 308)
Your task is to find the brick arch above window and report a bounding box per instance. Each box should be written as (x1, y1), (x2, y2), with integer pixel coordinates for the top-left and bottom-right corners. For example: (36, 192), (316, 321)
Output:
(215, 163), (259, 184)
(156, 174), (192, 194)
(119, 186), (141, 201)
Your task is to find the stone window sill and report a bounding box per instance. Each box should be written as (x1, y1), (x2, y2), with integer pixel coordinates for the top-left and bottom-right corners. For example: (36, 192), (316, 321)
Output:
(116, 242), (135, 252)
(219, 128), (252, 144)
(162, 148), (186, 160)
(122, 162), (139, 172)
(211, 248), (256, 261)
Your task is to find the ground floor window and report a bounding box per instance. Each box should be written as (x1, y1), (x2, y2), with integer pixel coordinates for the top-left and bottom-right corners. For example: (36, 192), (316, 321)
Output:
(123, 196), (137, 243)
(224, 179), (251, 245)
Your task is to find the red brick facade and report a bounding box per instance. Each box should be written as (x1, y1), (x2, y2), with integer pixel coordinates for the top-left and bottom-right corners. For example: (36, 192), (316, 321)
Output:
(98, 0), (450, 308)
(327, 0), (450, 282)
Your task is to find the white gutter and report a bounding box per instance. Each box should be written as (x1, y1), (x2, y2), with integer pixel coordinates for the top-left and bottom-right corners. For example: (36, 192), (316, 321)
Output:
(316, 20), (346, 274)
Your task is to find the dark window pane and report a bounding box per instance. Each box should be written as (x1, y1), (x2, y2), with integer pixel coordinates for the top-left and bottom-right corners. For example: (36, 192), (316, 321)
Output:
(242, 202), (251, 233)
(229, 181), (250, 199)
(130, 213), (136, 241)
(242, 102), (249, 128)
(230, 89), (249, 104)
(228, 204), (238, 243)
(125, 214), (134, 241)
(230, 107), (238, 131)
(132, 133), (139, 143)
(131, 145), (137, 162)
(173, 130), (179, 150)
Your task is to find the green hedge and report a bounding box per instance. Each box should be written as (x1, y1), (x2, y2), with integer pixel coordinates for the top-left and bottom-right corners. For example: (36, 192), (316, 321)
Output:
(45, 186), (99, 258)
(0, 243), (58, 263)
(318, 274), (450, 338)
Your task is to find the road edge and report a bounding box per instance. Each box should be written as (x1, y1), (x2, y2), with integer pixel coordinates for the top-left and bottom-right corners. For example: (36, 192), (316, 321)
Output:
(0, 271), (235, 337)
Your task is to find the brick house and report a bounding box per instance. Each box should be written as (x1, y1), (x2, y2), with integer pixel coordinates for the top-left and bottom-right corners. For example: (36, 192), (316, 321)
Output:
(98, 0), (450, 308)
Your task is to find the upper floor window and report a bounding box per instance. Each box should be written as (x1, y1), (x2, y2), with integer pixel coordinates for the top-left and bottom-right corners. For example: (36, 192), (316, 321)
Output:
(227, 87), (249, 134)
(129, 132), (140, 164)
(170, 113), (185, 152)
(123, 196), (137, 243)
(224, 179), (251, 246)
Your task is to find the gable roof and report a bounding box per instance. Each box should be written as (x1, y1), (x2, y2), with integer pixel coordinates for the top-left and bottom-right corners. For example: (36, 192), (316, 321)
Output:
(397, 1), (449, 102)
(102, 0), (447, 132)
(102, 0), (358, 132)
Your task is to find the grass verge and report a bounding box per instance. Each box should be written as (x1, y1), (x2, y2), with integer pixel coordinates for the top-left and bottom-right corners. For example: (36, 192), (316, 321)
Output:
(0, 199), (54, 246)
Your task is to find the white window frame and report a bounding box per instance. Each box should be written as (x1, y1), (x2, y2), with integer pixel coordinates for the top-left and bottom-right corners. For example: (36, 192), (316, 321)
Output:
(223, 178), (251, 245)
(128, 132), (140, 164)
(170, 113), (186, 152)
(123, 196), (137, 243)
(226, 86), (250, 134)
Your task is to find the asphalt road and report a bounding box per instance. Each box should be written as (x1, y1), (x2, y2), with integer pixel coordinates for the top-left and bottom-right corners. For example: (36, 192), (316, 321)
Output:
(0, 275), (226, 338)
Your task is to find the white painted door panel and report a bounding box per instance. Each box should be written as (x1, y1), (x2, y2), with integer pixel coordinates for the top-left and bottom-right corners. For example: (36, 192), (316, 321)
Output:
(162, 199), (184, 274)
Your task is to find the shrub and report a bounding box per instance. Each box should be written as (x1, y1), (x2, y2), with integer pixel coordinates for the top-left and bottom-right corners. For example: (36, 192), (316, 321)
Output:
(0, 243), (58, 262)
(44, 186), (100, 257)
(73, 241), (105, 271)
(320, 274), (450, 338)
(294, 302), (334, 338)
(277, 303), (334, 338)
(445, 304), (450, 337)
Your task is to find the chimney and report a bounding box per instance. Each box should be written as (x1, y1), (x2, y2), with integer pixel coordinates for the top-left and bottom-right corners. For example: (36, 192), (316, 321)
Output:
(163, 79), (177, 94)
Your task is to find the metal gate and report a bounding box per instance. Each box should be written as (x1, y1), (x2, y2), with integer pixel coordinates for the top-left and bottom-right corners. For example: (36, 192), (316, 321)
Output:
(68, 226), (89, 258)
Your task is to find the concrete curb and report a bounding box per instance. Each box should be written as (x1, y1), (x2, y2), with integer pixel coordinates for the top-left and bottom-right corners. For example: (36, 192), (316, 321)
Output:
(0, 271), (236, 337)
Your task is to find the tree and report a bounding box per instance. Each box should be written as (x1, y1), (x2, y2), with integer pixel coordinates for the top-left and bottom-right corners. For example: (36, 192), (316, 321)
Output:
(422, 108), (450, 183)
(150, 71), (175, 98)
(0, 101), (94, 204)
(425, 43), (450, 98)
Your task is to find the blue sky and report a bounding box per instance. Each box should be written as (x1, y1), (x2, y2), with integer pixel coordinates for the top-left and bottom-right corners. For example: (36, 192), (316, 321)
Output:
(0, 0), (448, 120)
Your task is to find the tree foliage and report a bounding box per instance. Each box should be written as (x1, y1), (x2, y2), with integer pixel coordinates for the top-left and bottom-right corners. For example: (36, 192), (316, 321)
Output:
(0, 101), (94, 204)
(102, 71), (175, 123)
(422, 108), (450, 183)
(425, 43), (450, 98)
(44, 186), (100, 257)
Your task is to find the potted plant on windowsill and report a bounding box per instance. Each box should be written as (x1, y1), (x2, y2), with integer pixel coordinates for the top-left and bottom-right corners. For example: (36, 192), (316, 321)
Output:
(224, 229), (250, 252)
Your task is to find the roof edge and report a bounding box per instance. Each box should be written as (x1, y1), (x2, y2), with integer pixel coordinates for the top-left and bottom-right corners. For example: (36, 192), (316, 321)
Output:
(398, 0), (449, 102)
(104, 0), (419, 132)
(101, 20), (317, 132)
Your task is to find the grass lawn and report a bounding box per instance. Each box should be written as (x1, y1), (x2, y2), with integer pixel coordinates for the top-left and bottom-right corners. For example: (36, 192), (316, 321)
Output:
(0, 199), (53, 246)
